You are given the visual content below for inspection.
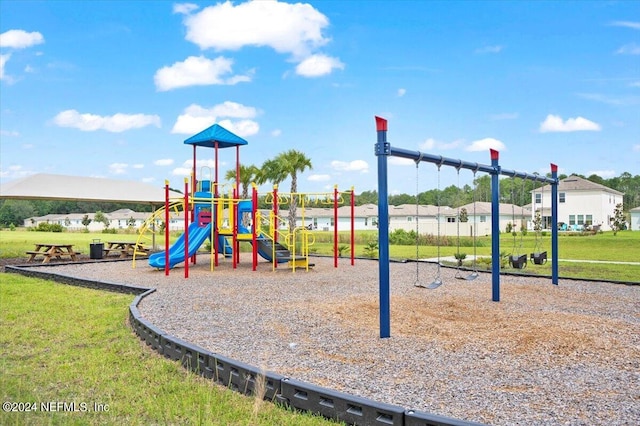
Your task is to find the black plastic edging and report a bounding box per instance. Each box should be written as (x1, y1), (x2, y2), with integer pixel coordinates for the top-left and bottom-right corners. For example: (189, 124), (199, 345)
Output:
(5, 264), (151, 294)
(278, 377), (405, 426)
(404, 409), (486, 426)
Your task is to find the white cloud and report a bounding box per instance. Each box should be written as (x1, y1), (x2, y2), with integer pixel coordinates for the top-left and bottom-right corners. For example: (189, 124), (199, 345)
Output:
(615, 43), (640, 55)
(330, 160), (368, 173)
(539, 114), (601, 133)
(154, 159), (174, 166)
(0, 129), (20, 137)
(271, 129), (282, 137)
(142, 177), (156, 183)
(171, 102), (260, 136)
(217, 119), (259, 137)
(490, 112), (519, 120)
(587, 170), (616, 178)
(109, 163), (128, 175)
(154, 55), (251, 91)
(389, 157), (415, 166)
(295, 54), (344, 77)
(182, 1), (330, 59)
(210, 101), (258, 118)
(0, 29), (44, 49)
(132, 164), (144, 169)
(172, 158), (222, 177)
(172, 167), (191, 177)
(173, 3), (199, 15)
(475, 45), (503, 54)
(0, 53), (11, 81)
(53, 110), (161, 132)
(0, 165), (32, 179)
(308, 174), (330, 182)
(630, 81), (640, 88)
(421, 138), (435, 150)
(609, 21), (640, 30)
(577, 93), (639, 106)
(419, 137), (461, 151)
(466, 138), (506, 152)
(633, 144), (640, 152)
(397, 88), (406, 97)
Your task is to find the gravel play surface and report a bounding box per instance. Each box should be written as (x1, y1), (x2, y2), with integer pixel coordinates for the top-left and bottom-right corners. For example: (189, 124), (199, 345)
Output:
(35, 257), (639, 425)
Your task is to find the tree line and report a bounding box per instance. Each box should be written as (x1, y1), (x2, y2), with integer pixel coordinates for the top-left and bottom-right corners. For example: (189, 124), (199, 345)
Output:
(355, 172), (640, 210)
(1, 167), (638, 228)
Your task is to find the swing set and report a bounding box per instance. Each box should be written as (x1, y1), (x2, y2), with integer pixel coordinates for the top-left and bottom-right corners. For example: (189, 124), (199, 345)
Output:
(375, 116), (560, 338)
(413, 161), (480, 289)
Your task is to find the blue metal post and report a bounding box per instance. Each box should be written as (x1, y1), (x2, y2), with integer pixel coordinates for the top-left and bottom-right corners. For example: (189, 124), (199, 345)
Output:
(490, 149), (501, 302)
(375, 116), (391, 338)
(551, 163), (559, 285)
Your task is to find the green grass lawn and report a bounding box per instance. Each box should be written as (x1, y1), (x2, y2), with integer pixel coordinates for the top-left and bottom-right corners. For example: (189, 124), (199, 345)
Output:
(0, 273), (339, 426)
(2, 228), (638, 282)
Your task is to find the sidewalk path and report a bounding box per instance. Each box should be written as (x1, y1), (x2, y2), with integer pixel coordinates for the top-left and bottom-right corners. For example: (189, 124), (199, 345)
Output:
(419, 256), (640, 266)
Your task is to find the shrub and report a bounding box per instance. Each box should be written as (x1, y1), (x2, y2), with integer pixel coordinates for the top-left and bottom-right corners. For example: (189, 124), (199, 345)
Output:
(35, 222), (64, 232)
(363, 240), (378, 258)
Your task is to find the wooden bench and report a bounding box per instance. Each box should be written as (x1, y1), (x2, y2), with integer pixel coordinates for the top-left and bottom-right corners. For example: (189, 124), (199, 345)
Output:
(104, 241), (149, 258)
(26, 244), (80, 263)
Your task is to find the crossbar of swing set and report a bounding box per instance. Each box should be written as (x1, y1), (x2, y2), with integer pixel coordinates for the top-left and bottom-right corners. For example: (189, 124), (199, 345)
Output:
(389, 146), (557, 184)
(375, 116), (559, 339)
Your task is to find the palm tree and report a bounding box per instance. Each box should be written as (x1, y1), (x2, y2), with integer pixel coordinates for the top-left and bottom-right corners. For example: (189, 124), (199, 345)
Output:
(260, 150), (313, 231)
(224, 164), (259, 199)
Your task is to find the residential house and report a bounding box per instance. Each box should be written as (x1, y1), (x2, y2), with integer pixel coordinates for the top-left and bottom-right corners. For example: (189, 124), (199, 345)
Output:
(630, 206), (640, 231)
(24, 209), (157, 232)
(23, 202), (531, 237)
(531, 175), (624, 231)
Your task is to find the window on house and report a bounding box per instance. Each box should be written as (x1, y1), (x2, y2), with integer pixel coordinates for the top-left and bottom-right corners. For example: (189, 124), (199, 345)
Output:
(535, 193), (541, 204)
(447, 217), (456, 223)
(364, 217), (368, 226)
(577, 215), (584, 225)
(480, 216), (486, 223)
(559, 193), (566, 203)
(407, 216), (413, 222)
(569, 215), (576, 225)
(586, 215), (593, 226)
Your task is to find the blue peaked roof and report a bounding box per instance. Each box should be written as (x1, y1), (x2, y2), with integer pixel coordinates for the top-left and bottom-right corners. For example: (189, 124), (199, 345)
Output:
(183, 124), (248, 148)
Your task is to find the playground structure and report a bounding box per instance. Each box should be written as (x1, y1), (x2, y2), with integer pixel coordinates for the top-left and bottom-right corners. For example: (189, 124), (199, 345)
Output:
(134, 124), (356, 275)
(375, 116), (559, 338)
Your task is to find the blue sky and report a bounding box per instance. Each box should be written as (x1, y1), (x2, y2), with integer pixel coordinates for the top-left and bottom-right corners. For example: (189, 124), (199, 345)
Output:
(1, 0), (639, 196)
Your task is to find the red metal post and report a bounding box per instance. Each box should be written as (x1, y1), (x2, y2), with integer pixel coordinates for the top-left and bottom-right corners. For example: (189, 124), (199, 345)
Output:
(236, 145), (240, 196)
(184, 178), (189, 279)
(232, 186), (238, 269)
(351, 186), (355, 266)
(252, 183), (258, 271)
(334, 185), (338, 268)
(164, 180), (170, 276)
(273, 185), (278, 269)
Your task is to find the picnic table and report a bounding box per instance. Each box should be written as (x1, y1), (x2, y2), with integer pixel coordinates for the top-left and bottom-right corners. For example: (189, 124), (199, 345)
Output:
(26, 243), (80, 263)
(103, 241), (149, 258)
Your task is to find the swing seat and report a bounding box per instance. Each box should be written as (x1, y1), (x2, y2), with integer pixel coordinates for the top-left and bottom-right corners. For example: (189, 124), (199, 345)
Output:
(465, 271), (479, 281)
(415, 278), (442, 289)
(530, 251), (547, 265)
(510, 254), (527, 269)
